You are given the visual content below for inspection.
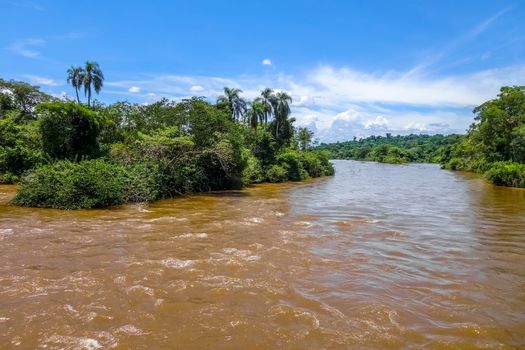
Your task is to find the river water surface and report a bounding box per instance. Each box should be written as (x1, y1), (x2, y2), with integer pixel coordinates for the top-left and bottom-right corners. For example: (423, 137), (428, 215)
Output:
(1, 160), (524, 349)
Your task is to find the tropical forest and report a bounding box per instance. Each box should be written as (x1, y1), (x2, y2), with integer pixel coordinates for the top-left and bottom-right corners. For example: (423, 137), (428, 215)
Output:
(0, 62), (334, 209)
(318, 86), (525, 187)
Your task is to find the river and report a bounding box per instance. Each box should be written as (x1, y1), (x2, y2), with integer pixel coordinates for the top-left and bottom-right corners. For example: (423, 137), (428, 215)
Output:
(1, 160), (524, 349)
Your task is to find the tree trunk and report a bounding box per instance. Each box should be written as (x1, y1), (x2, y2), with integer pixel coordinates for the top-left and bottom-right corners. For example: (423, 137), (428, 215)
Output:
(75, 88), (80, 104)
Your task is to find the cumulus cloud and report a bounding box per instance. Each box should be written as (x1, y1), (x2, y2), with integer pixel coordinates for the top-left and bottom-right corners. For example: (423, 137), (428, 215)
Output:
(128, 86), (141, 93)
(102, 62), (524, 142)
(262, 58), (272, 66)
(190, 85), (204, 92)
(364, 116), (389, 129)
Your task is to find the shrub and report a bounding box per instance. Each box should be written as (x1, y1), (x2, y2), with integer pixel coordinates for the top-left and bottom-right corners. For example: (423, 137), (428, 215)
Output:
(299, 151), (334, 177)
(12, 159), (128, 209)
(0, 115), (44, 180)
(484, 162), (525, 188)
(0, 172), (18, 184)
(38, 101), (102, 160)
(123, 163), (160, 202)
(266, 165), (288, 183)
(444, 157), (470, 171)
(276, 150), (309, 181)
(242, 152), (264, 184)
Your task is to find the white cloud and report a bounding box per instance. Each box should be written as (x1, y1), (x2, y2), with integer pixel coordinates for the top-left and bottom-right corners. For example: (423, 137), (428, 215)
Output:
(262, 58), (272, 66)
(190, 85), (204, 92)
(128, 86), (141, 93)
(8, 38), (46, 58)
(364, 116), (389, 129)
(25, 75), (57, 86)
(101, 62), (524, 142)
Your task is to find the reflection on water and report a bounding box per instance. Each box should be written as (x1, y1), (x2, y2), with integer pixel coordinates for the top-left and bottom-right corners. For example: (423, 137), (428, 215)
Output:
(1, 160), (524, 349)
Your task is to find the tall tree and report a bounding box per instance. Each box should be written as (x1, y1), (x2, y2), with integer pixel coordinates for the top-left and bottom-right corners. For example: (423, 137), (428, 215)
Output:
(297, 127), (314, 150)
(273, 91), (292, 139)
(83, 61), (104, 107)
(259, 88), (275, 125)
(217, 87), (246, 121)
(66, 66), (85, 104)
(0, 79), (53, 119)
(246, 99), (265, 129)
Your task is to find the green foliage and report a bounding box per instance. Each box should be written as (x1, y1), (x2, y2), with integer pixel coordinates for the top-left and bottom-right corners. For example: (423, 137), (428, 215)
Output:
(251, 129), (278, 167)
(266, 165), (288, 183)
(122, 162), (160, 202)
(470, 86), (525, 163)
(242, 151), (264, 184)
(38, 101), (102, 160)
(485, 162), (525, 188)
(296, 127), (314, 150)
(82, 61), (104, 107)
(13, 160), (128, 209)
(0, 172), (19, 184)
(299, 151), (335, 177)
(0, 114), (44, 182)
(318, 134), (460, 164)
(0, 79), (53, 119)
(265, 149), (334, 183)
(441, 86), (525, 187)
(2, 75), (335, 208)
(275, 150), (309, 181)
(510, 125), (525, 163)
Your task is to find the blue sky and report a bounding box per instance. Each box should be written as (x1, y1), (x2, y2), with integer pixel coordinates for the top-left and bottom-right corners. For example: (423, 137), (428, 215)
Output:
(2, 0), (524, 142)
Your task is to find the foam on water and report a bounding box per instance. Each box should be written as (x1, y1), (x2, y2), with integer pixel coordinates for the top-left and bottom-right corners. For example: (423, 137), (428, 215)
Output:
(174, 232), (208, 239)
(161, 258), (195, 269)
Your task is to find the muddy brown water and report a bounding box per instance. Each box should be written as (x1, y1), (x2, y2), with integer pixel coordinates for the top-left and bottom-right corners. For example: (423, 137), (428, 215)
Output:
(1, 160), (525, 349)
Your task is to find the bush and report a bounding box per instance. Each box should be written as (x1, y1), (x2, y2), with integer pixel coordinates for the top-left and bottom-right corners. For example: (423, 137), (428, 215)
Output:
(484, 162), (525, 188)
(444, 157), (470, 171)
(38, 101), (102, 160)
(266, 165), (288, 183)
(242, 152), (264, 184)
(123, 163), (160, 202)
(12, 159), (128, 209)
(0, 115), (44, 180)
(276, 150), (309, 181)
(299, 151), (334, 177)
(0, 172), (18, 184)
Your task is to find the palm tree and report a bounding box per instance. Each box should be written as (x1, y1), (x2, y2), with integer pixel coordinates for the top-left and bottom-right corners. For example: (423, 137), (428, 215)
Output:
(259, 88), (275, 125)
(217, 87), (246, 121)
(83, 61), (104, 107)
(246, 99), (265, 129)
(297, 127), (314, 150)
(66, 66), (85, 103)
(274, 91), (292, 138)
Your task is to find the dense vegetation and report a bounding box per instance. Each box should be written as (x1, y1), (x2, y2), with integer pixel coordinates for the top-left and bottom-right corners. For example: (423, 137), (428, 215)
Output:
(1, 65), (333, 209)
(441, 86), (525, 188)
(318, 85), (525, 188)
(317, 134), (463, 164)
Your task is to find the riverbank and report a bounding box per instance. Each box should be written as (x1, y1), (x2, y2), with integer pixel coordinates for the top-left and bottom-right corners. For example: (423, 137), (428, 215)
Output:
(1, 80), (334, 209)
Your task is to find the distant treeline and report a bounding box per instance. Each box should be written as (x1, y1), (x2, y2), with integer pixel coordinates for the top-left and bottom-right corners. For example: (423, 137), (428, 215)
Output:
(318, 85), (525, 188)
(317, 134), (463, 164)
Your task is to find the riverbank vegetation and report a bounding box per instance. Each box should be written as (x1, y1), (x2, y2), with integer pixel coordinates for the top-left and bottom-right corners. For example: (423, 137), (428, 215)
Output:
(1, 65), (333, 209)
(317, 85), (525, 188)
(440, 86), (525, 188)
(317, 134), (462, 164)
